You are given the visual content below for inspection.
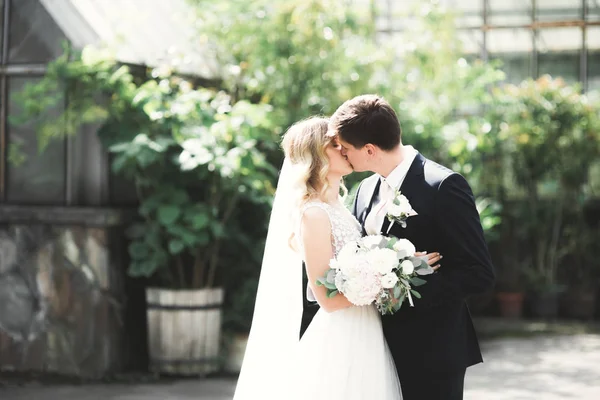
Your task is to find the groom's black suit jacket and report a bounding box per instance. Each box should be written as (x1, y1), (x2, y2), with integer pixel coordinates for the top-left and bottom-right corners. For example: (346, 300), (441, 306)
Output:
(300, 152), (495, 379)
(353, 152), (495, 377)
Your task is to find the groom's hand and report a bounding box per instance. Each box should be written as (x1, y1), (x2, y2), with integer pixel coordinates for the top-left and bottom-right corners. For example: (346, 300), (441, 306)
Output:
(415, 251), (442, 271)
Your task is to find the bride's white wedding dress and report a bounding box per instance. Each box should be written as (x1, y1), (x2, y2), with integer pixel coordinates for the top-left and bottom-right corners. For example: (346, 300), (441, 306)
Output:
(290, 201), (403, 400)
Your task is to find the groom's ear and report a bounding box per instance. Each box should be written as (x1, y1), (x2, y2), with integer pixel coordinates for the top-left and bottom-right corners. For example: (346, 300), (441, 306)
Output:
(364, 143), (376, 156)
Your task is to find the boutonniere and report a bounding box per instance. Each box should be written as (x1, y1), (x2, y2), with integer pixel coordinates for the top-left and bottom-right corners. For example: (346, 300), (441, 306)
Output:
(385, 190), (418, 233)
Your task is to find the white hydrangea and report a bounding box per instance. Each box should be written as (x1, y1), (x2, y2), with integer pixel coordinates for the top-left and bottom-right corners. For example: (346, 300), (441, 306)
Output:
(337, 241), (358, 264)
(342, 270), (381, 306)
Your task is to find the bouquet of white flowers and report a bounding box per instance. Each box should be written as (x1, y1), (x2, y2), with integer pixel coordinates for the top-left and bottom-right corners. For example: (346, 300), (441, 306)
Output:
(316, 235), (435, 315)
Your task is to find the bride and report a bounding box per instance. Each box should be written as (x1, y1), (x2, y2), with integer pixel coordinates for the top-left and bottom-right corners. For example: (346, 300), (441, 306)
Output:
(233, 117), (439, 400)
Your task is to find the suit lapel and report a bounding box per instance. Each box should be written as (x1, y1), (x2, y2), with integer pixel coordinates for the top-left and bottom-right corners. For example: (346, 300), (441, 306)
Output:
(379, 153), (426, 235)
(398, 152), (425, 195)
(355, 174), (380, 236)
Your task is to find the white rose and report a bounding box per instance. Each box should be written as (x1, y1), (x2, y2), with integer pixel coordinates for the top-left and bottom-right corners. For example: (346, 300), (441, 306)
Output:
(387, 203), (404, 217)
(397, 196), (413, 214)
(368, 248), (399, 275)
(400, 259), (415, 275)
(381, 273), (399, 289)
(393, 239), (416, 257)
(362, 235), (384, 248)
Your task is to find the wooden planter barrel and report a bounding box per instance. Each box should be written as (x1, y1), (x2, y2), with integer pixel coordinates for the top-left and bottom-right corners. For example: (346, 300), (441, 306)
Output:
(146, 287), (224, 375)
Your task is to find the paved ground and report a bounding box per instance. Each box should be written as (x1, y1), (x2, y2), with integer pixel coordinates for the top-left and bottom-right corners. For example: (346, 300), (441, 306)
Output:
(2, 334), (600, 400)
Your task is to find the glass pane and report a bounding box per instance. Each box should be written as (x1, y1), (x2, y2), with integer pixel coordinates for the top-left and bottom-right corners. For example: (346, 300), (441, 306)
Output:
(587, 27), (600, 90)
(109, 157), (138, 206)
(9, 0), (68, 63)
(488, 0), (533, 26)
(457, 29), (484, 56)
(537, 27), (583, 52)
(488, 28), (533, 53)
(447, 0), (484, 27)
(0, 0), (4, 60)
(488, 29), (533, 83)
(538, 52), (580, 83)
(588, 0), (600, 21)
(537, 28), (582, 83)
(537, 0), (582, 21)
(390, 0), (419, 17)
(7, 77), (66, 204)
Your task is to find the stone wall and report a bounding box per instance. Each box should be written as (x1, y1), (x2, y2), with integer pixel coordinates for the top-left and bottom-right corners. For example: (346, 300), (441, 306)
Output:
(0, 206), (135, 377)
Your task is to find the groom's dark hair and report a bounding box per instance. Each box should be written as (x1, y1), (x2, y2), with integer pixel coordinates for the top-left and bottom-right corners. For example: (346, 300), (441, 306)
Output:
(328, 94), (401, 151)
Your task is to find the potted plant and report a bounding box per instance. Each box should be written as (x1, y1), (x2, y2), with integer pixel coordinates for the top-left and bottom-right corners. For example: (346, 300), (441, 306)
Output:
(108, 77), (275, 375)
(487, 76), (600, 319)
(14, 47), (277, 375)
(493, 206), (527, 319)
(560, 206), (600, 319)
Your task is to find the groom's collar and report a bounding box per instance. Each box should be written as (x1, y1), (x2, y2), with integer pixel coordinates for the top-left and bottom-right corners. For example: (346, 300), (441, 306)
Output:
(379, 145), (418, 189)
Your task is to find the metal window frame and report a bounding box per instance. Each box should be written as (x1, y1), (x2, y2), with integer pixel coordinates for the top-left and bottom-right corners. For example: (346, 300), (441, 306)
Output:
(0, 0), (65, 205)
(582, 0), (589, 91)
(376, 0), (596, 91)
(0, 0), (9, 202)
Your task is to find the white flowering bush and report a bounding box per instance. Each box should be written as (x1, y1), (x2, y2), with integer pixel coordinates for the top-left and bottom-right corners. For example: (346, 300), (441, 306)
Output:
(316, 235), (435, 315)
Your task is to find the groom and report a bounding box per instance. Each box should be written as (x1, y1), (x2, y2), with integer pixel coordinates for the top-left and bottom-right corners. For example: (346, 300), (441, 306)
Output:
(327, 95), (495, 400)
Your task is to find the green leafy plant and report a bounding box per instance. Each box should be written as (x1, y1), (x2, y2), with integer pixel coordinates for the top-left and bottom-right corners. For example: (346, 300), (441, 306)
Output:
(13, 46), (277, 289)
(487, 75), (600, 293)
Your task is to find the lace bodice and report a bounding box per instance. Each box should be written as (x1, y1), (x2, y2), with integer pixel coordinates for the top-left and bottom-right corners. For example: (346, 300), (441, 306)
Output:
(300, 200), (362, 257)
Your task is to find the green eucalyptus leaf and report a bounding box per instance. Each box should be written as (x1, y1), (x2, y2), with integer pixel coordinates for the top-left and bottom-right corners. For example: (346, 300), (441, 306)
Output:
(409, 277), (427, 287)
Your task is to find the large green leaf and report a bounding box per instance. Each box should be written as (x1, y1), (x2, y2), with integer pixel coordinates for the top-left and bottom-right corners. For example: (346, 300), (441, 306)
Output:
(158, 205), (181, 225)
(190, 213), (210, 230)
(128, 259), (160, 277)
(168, 239), (185, 255)
(128, 240), (148, 260)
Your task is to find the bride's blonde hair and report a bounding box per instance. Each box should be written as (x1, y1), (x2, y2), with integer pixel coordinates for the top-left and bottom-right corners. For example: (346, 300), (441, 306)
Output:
(281, 116), (347, 249)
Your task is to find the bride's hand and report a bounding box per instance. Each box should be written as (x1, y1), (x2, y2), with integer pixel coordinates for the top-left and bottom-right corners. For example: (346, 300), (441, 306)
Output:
(415, 251), (442, 271)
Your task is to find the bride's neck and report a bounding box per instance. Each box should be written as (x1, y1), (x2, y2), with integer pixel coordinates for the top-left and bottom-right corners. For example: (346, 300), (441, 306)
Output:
(316, 177), (341, 204)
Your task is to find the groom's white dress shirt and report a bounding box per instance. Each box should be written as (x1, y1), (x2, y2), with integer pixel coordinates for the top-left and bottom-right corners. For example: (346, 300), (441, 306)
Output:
(364, 146), (418, 236)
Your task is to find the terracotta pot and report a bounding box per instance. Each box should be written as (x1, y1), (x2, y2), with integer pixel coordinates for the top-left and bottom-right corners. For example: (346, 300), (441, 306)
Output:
(495, 292), (524, 319)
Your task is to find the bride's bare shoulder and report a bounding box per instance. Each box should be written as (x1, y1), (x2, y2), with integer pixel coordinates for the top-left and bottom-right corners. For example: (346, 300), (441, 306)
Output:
(301, 203), (330, 223)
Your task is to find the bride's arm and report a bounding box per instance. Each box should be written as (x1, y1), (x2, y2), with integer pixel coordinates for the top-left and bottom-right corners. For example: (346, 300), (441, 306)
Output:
(300, 207), (354, 313)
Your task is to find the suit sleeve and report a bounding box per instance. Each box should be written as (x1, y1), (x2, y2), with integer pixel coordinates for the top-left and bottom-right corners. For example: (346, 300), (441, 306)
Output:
(411, 173), (495, 309)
